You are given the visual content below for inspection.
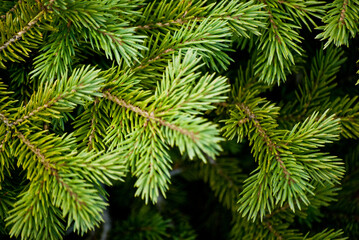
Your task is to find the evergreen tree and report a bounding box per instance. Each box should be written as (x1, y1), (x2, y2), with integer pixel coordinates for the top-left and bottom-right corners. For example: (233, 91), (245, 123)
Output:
(0, 0), (358, 239)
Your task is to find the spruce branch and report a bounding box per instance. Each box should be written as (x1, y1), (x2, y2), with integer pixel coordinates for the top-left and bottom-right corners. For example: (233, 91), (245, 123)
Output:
(6, 181), (65, 240)
(134, 0), (206, 31)
(13, 66), (104, 126)
(29, 0), (146, 81)
(0, 0), (53, 68)
(339, 0), (349, 24)
(131, 128), (172, 204)
(103, 92), (198, 140)
(87, 100), (98, 151)
(10, 132), (98, 235)
(81, 24), (146, 66)
(102, 51), (227, 203)
(279, 47), (359, 139)
(0, 129), (11, 183)
(0, 0), (356, 238)
(253, 0), (324, 84)
(263, 220), (284, 239)
(316, 0), (359, 48)
(303, 229), (346, 239)
(73, 98), (111, 152)
(9, 129), (117, 235)
(0, 113), (11, 128)
(16, 131), (56, 173)
(235, 111), (344, 220)
(223, 80), (344, 221)
(136, 0), (266, 38)
(111, 206), (172, 239)
(0, 9), (44, 53)
(236, 102), (293, 182)
(284, 111), (345, 184)
(30, 26), (77, 82)
(230, 213), (302, 239)
(61, 149), (128, 186)
(133, 18), (233, 73)
(153, 51), (229, 115)
(276, 0), (325, 29)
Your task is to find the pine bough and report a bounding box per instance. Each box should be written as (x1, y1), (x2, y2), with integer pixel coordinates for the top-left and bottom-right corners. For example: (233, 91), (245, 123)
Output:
(0, 0), (358, 239)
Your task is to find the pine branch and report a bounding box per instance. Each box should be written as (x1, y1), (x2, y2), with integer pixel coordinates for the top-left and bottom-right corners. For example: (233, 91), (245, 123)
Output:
(284, 111), (345, 184)
(236, 102), (293, 181)
(223, 80), (344, 221)
(12, 66), (104, 126)
(303, 228), (346, 239)
(136, 0), (266, 38)
(73, 98), (111, 151)
(279, 47), (344, 121)
(60, 149), (128, 186)
(0, 0), (355, 238)
(230, 214), (302, 239)
(131, 128), (172, 204)
(10, 129), (121, 235)
(6, 181), (65, 240)
(30, 25), (77, 82)
(103, 92), (198, 141)
(132, 18), (233, 74)
(316, 0), (359, 48)
(254, 0), (313, 84)
(0, 10), (43, 53)
(0, 0), (51, 68)
(276, 0), (325, 29)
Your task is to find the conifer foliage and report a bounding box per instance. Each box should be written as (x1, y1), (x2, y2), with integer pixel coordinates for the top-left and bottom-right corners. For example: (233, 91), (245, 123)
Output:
(0, 0), (359, 239)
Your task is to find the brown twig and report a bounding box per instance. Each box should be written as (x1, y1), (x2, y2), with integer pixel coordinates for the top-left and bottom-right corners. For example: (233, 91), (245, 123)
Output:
(0, 11), (44, 53)
(238, 103), (294, 184)
(104, 91), (198, 141)
(17, 131), (86, 206)
(263, 221), (283, 239)
(88, 98), (99, 151)
(339, 0), (348, 24)
(261, 0), (281, 44)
